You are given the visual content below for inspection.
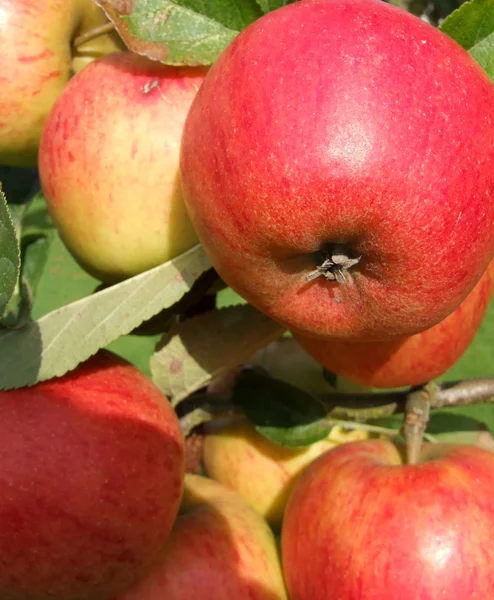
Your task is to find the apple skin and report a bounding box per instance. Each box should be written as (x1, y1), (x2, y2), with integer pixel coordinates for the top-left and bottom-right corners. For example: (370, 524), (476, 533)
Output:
(180, 0), (494, 342)
(282, 439), (494, 600)
(0, 0), (124, 167)
(294, 259), (494, 388)
(39, 52), (205, 283)
(0, 350), (185, 600)
(114, 474), (288, 600)
(202, 419), (368, 530)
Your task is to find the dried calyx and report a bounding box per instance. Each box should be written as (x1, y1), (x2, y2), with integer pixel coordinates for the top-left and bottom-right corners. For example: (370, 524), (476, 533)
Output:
(306, 244), (361, 284)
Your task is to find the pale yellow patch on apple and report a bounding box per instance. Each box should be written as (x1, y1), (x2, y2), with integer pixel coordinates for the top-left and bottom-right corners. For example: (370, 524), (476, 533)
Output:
(203, 420), (368, 530)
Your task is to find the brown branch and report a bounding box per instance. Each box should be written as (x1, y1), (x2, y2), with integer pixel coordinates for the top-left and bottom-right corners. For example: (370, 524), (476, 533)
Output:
(402, 383), (434, 464)
(320, 377), (494, 420)
(179, 377), (494, 438)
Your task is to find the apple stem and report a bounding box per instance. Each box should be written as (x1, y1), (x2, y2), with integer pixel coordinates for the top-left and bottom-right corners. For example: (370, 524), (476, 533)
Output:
(402, 383), (435, 464)
(72, 22), (116, 49)
(306, 244), (361, 283)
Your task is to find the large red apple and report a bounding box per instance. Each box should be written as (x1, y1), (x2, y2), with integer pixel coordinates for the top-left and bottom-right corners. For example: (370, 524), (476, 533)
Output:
(39, 52), (206, 283)
(115, 474), (288, 600)
(0, 351), (184, 600)
(0, 0), (124, 167)
(282, 439), (494, 599)
(180, 0), (494, 342)
(294, 258), (494, 388)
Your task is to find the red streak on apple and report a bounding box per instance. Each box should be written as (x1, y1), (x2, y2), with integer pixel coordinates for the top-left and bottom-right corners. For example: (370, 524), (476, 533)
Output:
(282, 440), (494, 599)
(180, 0), (494, 342)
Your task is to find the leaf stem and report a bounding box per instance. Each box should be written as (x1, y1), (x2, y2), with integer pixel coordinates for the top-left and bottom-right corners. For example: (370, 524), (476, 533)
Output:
(73, 22), (116, 49)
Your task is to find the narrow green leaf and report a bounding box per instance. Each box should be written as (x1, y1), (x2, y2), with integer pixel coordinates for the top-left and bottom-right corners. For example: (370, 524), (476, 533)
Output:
(97, 0), (262, 65)
(0, 244), (211, 389)
(255, 0), (296, 13)
(440, 0), (494, 80)
(150, 304), (285, 404)
(434, 430), (494, 448)
(440, 0), (494, 50)
(469, 33), (494, 81)
(3, 195), (55, 328)
(232, 370), (332, 448)
(20, 192), (54, 240)
(0, 190), (20, 319)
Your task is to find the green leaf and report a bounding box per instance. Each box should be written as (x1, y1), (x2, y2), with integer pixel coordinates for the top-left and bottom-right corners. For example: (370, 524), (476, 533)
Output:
(3, 234), (56, 329)
(232, 370), (333, 448)
(97, 0), (263, 65)
(0, 244), (211, 389)
(107, 332), (162, 377)
(469, 34), (494, 81)
(440, 0), (494, 50)
(150, 303), (284, 404)
(440, 0), (494, 80)
(0, 190), (20, 319)
(3, 195), (56, 328)
(255, 0), (296, 13)
(21, 192), (54, 240)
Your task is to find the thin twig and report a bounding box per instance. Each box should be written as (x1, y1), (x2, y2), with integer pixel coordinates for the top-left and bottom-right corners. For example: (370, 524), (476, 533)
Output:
(180, 377), (494, 442)
(402, 384), (435, 464)
(73, 22), (116, 49)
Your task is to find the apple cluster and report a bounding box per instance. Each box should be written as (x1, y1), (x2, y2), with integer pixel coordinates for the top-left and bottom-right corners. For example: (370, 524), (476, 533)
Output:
(0, 352), (289, 599)
(2, 0), (494, 598)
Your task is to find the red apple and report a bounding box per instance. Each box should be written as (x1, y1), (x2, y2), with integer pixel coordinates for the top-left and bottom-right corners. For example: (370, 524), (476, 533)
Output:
(115, 474), (288, 600)
(0, 350), (185, 600)
(294, 259), (494, 388)
(39, 52), (206, 282)
(180, 0), (494, 342)
(0, 0), (124, 167)
(282, 439), (494, 600)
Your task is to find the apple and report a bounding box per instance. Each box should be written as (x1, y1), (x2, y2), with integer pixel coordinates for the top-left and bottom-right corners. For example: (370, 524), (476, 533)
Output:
(39, 52), (206, 283)
(180, 0), (494, 342)
(115, 474), (288, 600)
(294, 259), (494, 388)
(202, 419), (368, 530)
(0, 350), (185, 600)
(0, 0), (124, 167)
(282, 439), (494, 599)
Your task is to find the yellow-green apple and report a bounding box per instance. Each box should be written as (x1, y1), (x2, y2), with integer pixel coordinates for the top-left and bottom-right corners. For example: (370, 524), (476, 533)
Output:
(282, 439), (494, 599)
(39, 52), (205, 282)
(294, 259), (494, 388)
(114, 474), (288, 600)
(0, 350), (185, 600)
(180, 0), (494, 342)
(0, 0), (124, 167)
(202, 419), (368, 530)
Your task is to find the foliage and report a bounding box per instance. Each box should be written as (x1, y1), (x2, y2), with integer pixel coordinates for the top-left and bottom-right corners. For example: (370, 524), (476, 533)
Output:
(440, 0), (494, 81)
(0, 187), (19, 320)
